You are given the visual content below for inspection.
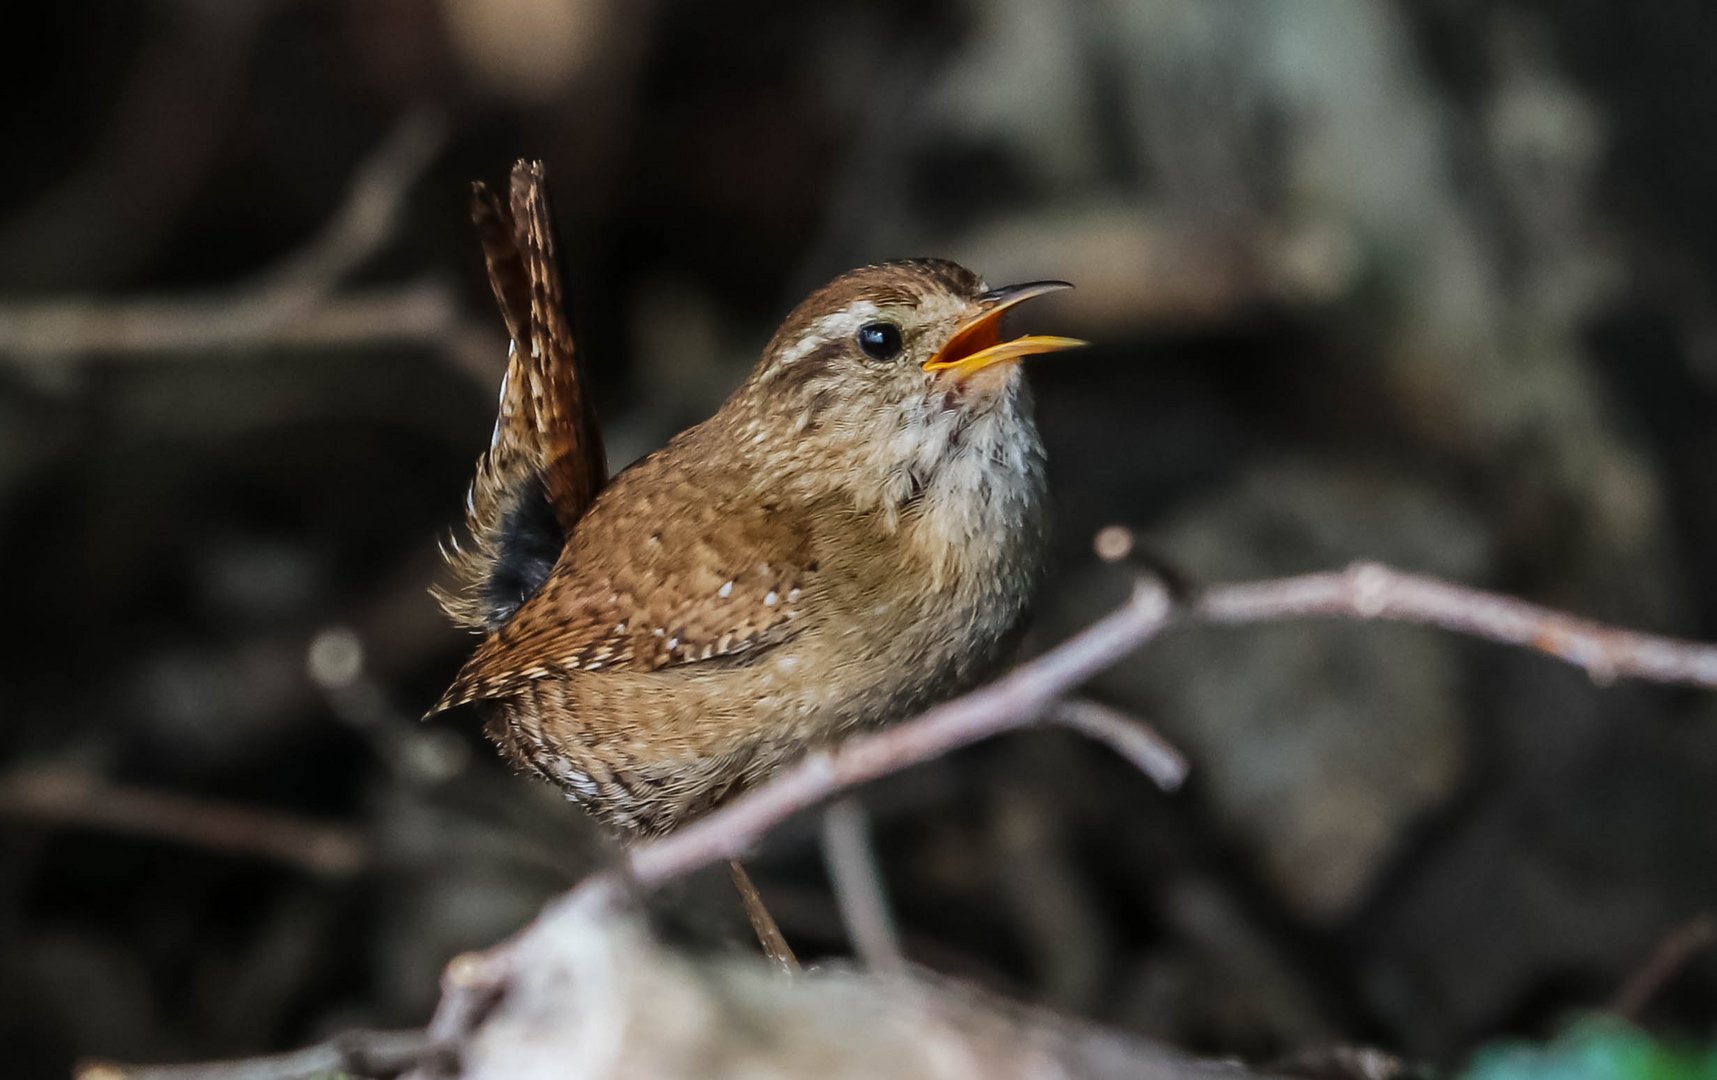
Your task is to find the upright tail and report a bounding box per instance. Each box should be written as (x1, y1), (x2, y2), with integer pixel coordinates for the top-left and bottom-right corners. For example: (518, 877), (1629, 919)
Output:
(434, 161), (607, 632)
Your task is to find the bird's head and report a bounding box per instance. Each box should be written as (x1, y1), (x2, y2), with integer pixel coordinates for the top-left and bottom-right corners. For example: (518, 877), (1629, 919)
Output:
(728, 259), (1082, 520)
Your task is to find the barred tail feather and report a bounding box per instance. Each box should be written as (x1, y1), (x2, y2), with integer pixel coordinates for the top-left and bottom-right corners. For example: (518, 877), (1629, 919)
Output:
(434, 161), (607, 634)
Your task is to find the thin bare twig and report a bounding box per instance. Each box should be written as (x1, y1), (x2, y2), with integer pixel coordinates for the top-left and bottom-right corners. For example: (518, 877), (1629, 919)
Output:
(1191, 560), (1717, 687)
(0, 284), (481, 358)
(249, 112), (446, 306)
(76, 1028), (442, 1080)
(1609, 912), (1717, 1019)
(0, 767), (366, 876)
(821, 797), (905, 976)
(1049, 699), (1188, 791)
(0, 110), (500, 386)
(0, 109), (445, 356)
(728, 859), (799, 973)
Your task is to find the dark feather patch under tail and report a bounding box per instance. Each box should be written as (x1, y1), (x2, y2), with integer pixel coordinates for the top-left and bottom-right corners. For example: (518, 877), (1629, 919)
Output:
(481, 472), (564, 626)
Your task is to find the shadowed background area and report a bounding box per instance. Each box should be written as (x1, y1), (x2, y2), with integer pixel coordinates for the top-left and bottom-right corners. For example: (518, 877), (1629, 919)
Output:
(2, 1), (1716, 1076)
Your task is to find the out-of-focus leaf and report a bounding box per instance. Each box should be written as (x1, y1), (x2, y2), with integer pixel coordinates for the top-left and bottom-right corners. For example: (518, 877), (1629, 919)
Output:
(1464, 1020), (1717, 1080)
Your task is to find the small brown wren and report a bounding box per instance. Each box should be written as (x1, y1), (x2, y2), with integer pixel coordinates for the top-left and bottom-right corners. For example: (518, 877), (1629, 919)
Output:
(429, 162), (1083, 837)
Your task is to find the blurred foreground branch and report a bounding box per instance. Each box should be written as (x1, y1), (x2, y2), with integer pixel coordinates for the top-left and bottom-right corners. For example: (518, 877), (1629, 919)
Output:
(105, 536), (1717, 1077)
(820, 797), (905, 976)
(78, 1029), (440, 1080)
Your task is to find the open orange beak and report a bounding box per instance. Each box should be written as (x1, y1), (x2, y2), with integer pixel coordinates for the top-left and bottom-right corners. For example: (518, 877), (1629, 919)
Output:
(921, 280), (1086, 380)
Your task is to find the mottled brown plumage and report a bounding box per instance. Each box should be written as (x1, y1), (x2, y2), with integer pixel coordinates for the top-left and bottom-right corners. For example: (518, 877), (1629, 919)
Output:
(431, 161), (1082, 836)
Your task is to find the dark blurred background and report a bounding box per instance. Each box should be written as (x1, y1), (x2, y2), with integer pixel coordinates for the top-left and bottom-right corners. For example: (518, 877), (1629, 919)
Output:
(3, 1), (1716, 1076)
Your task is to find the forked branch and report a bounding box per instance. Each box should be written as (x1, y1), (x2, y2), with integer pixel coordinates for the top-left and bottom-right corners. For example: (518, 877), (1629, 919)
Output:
(606, 547), (1717, 898)
(101, 534), (1717, 1077)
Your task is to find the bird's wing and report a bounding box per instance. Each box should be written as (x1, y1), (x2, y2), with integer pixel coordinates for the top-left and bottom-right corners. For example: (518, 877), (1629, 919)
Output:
(436, 160), (608, 631)
(427, 464), (817, 714)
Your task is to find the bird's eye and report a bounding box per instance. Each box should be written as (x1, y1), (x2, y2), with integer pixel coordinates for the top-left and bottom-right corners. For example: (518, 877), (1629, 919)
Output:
(856, 321), (904, 361)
